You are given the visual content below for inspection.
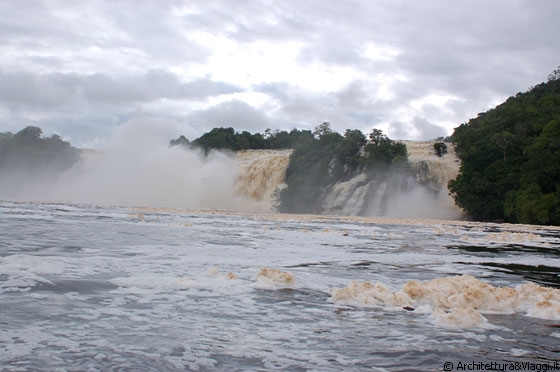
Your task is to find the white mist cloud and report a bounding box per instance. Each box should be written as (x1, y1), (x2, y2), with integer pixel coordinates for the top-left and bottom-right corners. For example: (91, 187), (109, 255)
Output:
(57, 145), (242, 209)
(0, 118), (255, 210)
(363, 173), (464, 220)
(381, 186), (463, 221)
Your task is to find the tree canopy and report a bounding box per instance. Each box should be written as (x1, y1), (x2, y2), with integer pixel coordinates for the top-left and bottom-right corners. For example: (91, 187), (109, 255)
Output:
(0, 126), (80, 175)
(448, 77), (560, 225)
(170, 127), (314, 153)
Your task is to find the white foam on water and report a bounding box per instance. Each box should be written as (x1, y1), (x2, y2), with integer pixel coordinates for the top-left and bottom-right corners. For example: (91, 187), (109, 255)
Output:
(0, 254), (64, 293)
(0, 254), (65, 276)
(430, 307), (489, 329)
(330, 274), (560, 328)
(510, 348), (531, 357)
(459, 231), (550, 247)
(329, 281), (412, 308)
(253, 268), (297, 289)
(109, 275), (202, 291)
(401, 275), (520, 313)
(516, 282), (560, 320)
(0, 277), (45, 293)
(206, 266), (238, 281)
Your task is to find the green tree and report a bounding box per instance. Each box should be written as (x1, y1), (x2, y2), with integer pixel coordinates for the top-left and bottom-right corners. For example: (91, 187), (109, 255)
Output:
(547, 66), (560, 82)
(0, 126), (80, 182)
(368, 128), (389, 146)
(191, 127), (238, 153)
(313, 121), (333, 139)
(449, 74), (560, 224)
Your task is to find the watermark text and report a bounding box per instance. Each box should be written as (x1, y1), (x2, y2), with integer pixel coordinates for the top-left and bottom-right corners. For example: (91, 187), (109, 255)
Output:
(443, 361), (560, 371)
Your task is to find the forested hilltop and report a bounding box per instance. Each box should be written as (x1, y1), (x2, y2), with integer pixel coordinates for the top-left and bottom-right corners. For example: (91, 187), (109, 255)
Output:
(449, 69), (560, 225)
(0, 127), (79, 175)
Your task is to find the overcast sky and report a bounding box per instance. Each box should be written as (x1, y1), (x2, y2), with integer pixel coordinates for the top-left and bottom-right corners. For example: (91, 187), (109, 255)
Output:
(0, 0), (558, 147)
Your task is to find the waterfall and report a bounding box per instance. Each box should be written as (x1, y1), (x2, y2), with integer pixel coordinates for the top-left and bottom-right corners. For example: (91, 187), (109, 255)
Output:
(322, 141), (464, 220)
(235, 149), (292, 212)
(232, 142), (464, 219)
(404, 141), (460, 193)
(404, 141), (464, 220)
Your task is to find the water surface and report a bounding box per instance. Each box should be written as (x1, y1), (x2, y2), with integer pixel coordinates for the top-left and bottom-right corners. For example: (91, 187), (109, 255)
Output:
(1, 201), (559, 371)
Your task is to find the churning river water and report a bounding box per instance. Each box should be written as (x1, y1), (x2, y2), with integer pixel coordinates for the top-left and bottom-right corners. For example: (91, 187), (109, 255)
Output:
(1, 201), (560, 371)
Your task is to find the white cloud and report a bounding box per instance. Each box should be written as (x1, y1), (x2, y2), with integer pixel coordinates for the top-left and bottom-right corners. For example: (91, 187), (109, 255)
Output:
(363, 42), (401, 62)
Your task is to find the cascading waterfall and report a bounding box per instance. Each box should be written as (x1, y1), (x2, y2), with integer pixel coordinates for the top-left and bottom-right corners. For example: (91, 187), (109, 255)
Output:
(321, 141), (464, 220)
(405, 141), (460, 193)
(403, 141), (463, 219)
(232, 142), (463, 220)
(235, 149), (292, 212)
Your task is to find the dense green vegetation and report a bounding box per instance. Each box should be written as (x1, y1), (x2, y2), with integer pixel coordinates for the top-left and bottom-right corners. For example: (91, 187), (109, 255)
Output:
(170, 127), (315, 153)
(449, 72), (560, 225)
(0, 126), (80, 176)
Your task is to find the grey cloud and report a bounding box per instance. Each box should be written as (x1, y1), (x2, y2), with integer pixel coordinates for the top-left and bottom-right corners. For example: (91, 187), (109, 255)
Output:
(0, 69), (243, 147)
(182, 0), (367, 67)
(412, 117), (447, 140)
(1, 0), (559, 145)
(259, 80), (449, 138)
(0, 1), (210, 74)
(298, 33), (364, 67)
(137, 70), (241, 101)
(293, 0), (557, 113)
(187, 100), (274, 136)
(387, 121), (408, 140)
(389, 2), (558, 95)
(0, 70), (241, 110)
(181, 0), (318, 42)
(333, 82), (378, 112)
(96, 2), (210, 64)
(0, 1), (66, 44)
(385, 117), (446, 141)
